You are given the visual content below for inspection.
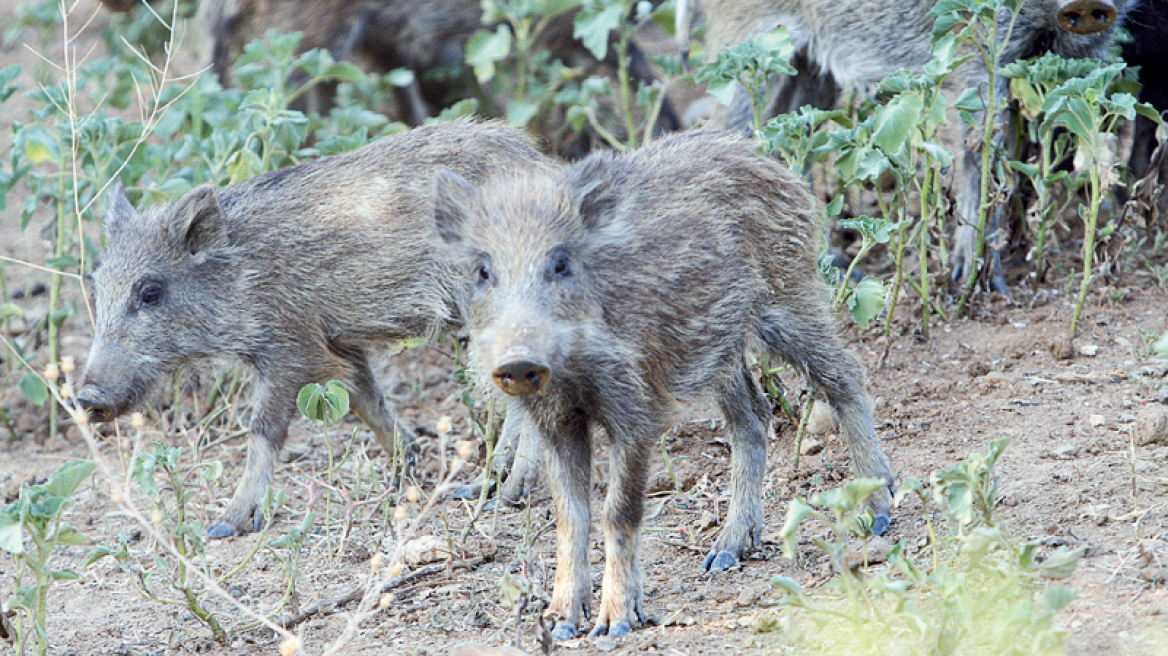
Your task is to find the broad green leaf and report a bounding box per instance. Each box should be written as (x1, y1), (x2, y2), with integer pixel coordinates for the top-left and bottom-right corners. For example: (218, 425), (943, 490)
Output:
(705, 78), (739, 108)
(872, 93), (924, 153)
(574, 2), (626, 61)
(770, 575), (806, 605)
(824, 195), (844, 219)
(466, 25), (512, 84)
(779, 498), (814, 558)
(29, 493), (67, 518)
(844, 477), (888, 507)
(131, 449), (160, 498)
(0, 512), (23, 554)
(847, 276), (887, 329)
(541, 0), (583, 20)
(1039, 545), (1086, 579)
(429, 99), (479, 124)
(953, 86), (984, 113)
(0, 303), (22, 318)
(45, 460), (96, 499)
(82, 543), (116, 567)
(23, 124), (60, 165)
(1042, 586), (1077, 612)
(297, 380), (350, 423)
(52, 568), (80, 580)
(19, 370), (48, 406)
(1010, 77), (1044, 116)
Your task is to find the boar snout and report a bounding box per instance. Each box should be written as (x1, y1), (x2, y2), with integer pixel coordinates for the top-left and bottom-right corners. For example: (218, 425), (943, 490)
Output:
(77, 389), (118, 423)
(1057, 0), (1116, 34)
(492, 354), (551, 396)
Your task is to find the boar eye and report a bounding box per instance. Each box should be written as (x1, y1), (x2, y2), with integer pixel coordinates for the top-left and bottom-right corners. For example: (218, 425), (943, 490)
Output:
(139, 281), (163, 307)
(549, 251), (571, 280)
(477, 262), (491, 283)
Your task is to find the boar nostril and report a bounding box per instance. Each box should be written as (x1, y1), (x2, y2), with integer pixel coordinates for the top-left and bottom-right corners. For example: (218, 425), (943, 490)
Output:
(492, 360), (552, 396)
(1057, 0), (1116, 34)
(77, 396), (116, 424)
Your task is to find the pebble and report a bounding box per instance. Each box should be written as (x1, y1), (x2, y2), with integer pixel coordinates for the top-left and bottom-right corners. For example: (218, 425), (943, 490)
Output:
(1135, 404), (1168, 446)
(799, 439), (824, 456)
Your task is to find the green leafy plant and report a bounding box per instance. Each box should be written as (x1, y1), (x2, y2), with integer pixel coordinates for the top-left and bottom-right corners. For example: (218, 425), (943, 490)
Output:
(87, 442), (283, 643)
(0, 460), (97, 656)
(696, 26), (795, 133)
(829, 216), (902, 330)
(930, 0), (1026, 315)
(1001, 53), (1099, 282)
(0, 4), (407, 440)
(466, 0), (583, 130)
(771, 437), (1086, 655)
(1039, 64), (1160, 338)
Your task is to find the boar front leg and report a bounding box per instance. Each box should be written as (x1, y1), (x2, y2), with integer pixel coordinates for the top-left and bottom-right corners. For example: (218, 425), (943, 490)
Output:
(208, 378), (297, 538)
(544, 410), (594, 641)
(590, 424), (653, 638)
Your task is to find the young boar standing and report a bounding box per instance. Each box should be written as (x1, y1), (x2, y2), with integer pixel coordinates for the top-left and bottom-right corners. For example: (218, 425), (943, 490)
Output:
(433, 130), (895, 639)
(78, 119), (558, 538)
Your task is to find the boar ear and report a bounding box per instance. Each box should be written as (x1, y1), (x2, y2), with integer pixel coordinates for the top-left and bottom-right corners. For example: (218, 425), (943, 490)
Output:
(169, 184), (227, 255)
(433, 169), (478, 244)
(562, 153), (618, 231)
(103, 181), (136, 240)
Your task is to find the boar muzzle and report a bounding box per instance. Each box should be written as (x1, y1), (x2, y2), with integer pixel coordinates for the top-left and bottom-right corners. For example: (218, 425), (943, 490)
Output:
(1057, 0), (1117, 34)
(492, 358), (552, 396)
(77, 390), (117, 423)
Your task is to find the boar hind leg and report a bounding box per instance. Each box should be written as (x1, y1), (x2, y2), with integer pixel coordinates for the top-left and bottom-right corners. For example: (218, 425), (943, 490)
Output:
(544, 412), (593, 642)
(498, 402), (542, 504)
(453, 402), (542, 504)
(209, 384), (296, 539)
(704, 367), (771, 572)
(347, 354), (417, 485)
(761, 304), (895, 534)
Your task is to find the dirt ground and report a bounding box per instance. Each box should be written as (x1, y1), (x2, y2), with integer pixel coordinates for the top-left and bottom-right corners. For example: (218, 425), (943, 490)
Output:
(1, 2), (1166, 655)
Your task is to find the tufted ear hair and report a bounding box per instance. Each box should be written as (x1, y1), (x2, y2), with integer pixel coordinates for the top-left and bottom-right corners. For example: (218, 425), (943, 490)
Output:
(103, 181), (138, 242)
(560, 151), (620, 231)
(433, 168), (480, 244)
(167, 184), (227, 255)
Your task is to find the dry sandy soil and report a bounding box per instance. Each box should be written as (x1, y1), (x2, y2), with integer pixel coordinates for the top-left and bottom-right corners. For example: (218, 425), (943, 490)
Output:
(0, 2), (1166, 655)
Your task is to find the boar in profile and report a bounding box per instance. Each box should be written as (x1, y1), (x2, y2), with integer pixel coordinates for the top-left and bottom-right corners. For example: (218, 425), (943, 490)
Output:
(79, 119), (558, 538)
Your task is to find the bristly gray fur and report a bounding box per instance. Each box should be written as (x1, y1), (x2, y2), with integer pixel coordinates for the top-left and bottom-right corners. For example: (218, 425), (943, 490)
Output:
(434, 130), (895, 640)
(80, 118), (559, 537)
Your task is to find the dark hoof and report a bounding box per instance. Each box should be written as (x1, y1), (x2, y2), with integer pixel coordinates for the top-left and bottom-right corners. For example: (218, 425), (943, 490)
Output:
(551, 622), (578, 641)
(609, 621), (632, 638)
(207, 522), (239, 539)
(589, 621), (631, 638)
(703, 550), (739, 572)
(252, 514), (264, 533)
(872, 514), (890, 537)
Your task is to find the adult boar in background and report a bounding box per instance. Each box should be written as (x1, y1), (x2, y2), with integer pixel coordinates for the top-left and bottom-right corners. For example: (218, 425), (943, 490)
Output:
(77, 119), (559, 538)
(100, 0), (681, 134)
(433, 130), (895, 640)
(680, 0), (1133, 294)
(1121, 0), (1168, 185)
